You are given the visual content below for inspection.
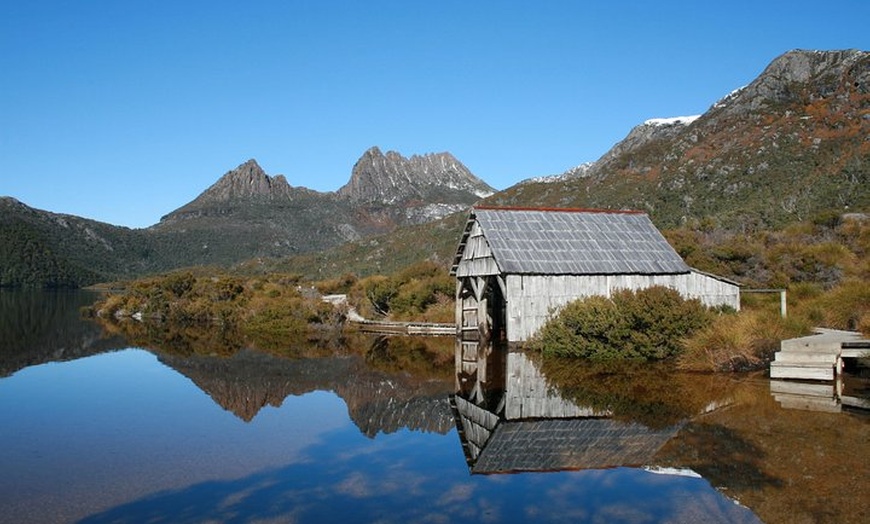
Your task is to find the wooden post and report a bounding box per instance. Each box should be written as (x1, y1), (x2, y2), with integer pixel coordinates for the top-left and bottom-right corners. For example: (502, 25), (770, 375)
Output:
(475, 276), (489, 341)
(743, 289), (787, 318)
(455, 280), (463, 336)
(780, 289), (787, 318)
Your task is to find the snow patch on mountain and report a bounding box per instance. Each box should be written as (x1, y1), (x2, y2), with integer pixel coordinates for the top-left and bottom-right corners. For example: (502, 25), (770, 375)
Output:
(644, 115), (700, 126)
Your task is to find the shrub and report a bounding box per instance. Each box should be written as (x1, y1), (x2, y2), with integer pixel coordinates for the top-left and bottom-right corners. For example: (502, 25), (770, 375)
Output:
(242, 303), (309, 344)
(349, 275), (396, 318)
(315, 273), (357, 295)
(390, 274), (454, 319)
(347, 261), (454, 321)
(532, 295), (628, 360)
(529, 286), (712, 361)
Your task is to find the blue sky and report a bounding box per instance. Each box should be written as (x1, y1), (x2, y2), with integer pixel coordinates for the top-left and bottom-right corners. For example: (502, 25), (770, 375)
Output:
(2, 1), (868, 228)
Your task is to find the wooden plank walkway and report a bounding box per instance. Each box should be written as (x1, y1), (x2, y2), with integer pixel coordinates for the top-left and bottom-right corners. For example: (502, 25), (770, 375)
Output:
(353, 319), (456, 336)
(771, 328), (868, 381)
(322, 294), (456, 336)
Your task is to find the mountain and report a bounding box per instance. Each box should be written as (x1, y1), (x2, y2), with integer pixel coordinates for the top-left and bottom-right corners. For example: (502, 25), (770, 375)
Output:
(268, 49), (870, 282)
(150, 159), (357, 268)
(163, 159), (299, 217)
(1, 148), (493, 287)
(3, 50), (867, 287)
(149, 149), (493, 269)
(338, 147), (493, 224)
(0, 196), (167, 287)
(491, 49), (870, 230)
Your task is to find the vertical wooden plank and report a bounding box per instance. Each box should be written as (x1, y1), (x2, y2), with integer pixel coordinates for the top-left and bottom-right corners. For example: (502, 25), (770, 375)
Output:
(781, 289), (788, 318)
(455, 279), (463, 331)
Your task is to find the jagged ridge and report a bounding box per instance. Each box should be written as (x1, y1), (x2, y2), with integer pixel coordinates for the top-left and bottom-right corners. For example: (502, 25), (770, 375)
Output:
(337, 146), (494, 204)
(497, 49), (870, 229)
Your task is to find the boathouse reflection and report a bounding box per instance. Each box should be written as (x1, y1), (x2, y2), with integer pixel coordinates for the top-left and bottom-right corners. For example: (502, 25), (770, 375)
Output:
(451, 339), (685, 474)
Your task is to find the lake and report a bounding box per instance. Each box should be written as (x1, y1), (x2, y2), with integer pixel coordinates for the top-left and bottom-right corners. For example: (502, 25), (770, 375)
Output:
(1, 291), (867, 523)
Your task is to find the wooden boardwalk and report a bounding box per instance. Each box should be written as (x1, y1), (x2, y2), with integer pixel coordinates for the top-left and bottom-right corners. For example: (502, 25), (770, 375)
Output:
(771, 328), (869, 381)
(321, 294), (456, 336)
(770, 380), (870, 412)
(353, 319), (456, 336)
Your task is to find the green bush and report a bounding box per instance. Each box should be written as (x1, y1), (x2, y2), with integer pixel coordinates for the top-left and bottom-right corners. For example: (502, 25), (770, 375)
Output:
(347, 261), (454, 321)
(529, 286), (712, 361)
(349, 275), (397, 318)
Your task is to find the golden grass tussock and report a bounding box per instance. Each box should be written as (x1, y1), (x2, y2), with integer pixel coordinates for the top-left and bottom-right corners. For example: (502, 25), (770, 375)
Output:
(812, 279), (870, 333)
(679, 310), (812, 372)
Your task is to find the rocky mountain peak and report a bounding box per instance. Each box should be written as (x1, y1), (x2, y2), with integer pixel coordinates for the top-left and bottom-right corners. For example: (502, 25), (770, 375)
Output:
(158, 159), (296, 223)
(337, 147), (494, 205)
(198, 159), (293, 202)
(505, 49), (870, 230)
(716, 49), (869, 116)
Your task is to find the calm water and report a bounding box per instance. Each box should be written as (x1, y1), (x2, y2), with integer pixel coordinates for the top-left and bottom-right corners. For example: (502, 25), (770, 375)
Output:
(0, 291), (867, 523)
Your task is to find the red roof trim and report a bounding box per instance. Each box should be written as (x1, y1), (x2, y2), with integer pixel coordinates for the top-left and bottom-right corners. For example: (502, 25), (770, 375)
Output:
(473, 205), (645, 215)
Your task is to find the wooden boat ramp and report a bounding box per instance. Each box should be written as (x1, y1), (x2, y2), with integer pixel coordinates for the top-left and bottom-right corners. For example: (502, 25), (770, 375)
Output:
(771, 328), (869, 381)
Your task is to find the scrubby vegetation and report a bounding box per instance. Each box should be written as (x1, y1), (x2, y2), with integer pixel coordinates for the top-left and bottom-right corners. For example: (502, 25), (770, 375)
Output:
(346, 261), (454, 323)
(664, 212), (868, 289)
(90, 271), (345, 347)
(87, 214), (868, 373)
(678, 278), (870, 372)
(656, 214), (869, 372)
(528, 287), (714, 361)
(678, 309), (809, 372)
(88, 261), (457, 349)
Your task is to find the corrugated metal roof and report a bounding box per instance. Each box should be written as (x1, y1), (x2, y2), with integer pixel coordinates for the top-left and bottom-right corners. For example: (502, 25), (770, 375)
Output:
(470, 207), (689, 275)
(453, 395), (682, 474)
(471, 418), (682, 474)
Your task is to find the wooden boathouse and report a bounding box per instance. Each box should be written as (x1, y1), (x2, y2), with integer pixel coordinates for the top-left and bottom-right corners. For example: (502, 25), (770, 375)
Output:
(450, 207), (740, 343)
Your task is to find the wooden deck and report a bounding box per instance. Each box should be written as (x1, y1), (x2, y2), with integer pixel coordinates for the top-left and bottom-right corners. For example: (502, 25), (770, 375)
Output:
(352, 319), (456, 336)
(771, 328), (869, 381)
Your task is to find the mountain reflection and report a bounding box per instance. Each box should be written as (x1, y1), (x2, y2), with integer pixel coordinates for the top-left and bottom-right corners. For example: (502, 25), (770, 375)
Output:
(2, 293), (457, 437)
(0, 290), (127, 377)
(157, 341), (455, 435)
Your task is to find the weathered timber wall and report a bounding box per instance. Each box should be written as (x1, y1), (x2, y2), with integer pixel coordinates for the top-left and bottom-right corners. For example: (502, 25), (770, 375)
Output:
(504, 272), (740, 342)
(455, 221), (500, 277)
(504, 352), (607, 420)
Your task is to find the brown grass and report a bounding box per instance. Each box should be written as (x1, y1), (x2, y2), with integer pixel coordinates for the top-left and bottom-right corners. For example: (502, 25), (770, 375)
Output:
(679, 310), (811, 372)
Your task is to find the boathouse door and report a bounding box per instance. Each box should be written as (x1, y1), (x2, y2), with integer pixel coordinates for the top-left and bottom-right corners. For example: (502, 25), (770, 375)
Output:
(456, 275), (506, 342)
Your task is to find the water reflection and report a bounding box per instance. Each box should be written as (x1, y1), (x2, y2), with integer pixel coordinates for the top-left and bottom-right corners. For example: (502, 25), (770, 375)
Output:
(3, 292), (868, 523)
(453, 340), (686, 473)
(0, 292), (457, 437)
(771, 377), (870, 413)
(0, 289), (126, 376)
(451, 339), (870, 524)
(157, 342), (455, 433)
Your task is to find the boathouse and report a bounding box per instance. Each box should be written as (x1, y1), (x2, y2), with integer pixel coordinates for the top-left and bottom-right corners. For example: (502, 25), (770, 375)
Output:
(450, 207), (740, 343)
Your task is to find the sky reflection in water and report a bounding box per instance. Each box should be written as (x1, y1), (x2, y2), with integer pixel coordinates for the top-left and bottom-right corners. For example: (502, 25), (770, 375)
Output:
(0, 346), (760, 524)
